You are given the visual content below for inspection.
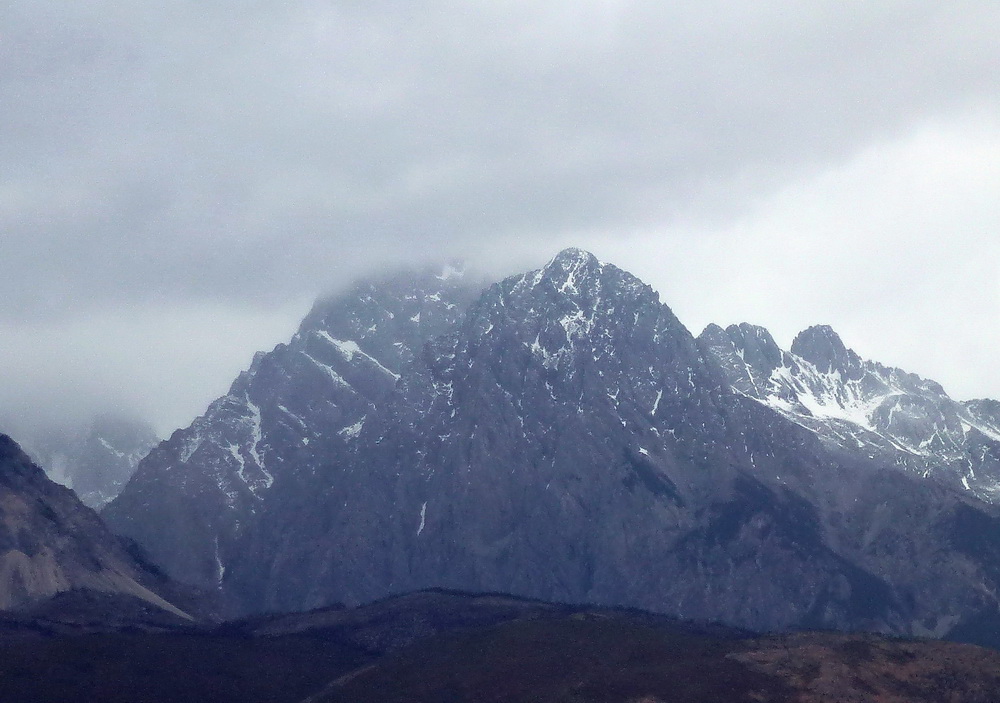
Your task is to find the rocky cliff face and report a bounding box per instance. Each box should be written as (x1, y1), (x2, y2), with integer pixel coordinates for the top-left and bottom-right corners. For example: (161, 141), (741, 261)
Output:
(105, 250), (1000, 639)
(0, 433), (188, 617)
(102, 265), (483, 591)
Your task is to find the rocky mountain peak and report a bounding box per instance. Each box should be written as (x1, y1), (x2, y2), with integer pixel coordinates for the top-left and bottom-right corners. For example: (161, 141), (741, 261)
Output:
(964, 398), (1000, 419)
(476, 252), (686, 393)
(790, 324), (861, 376)
(512, 248), (608, 302)
(102, 249), (1000, 644)
(696, 322), (794, 399)
(506, 248), (659, 318)
(729, 324), (785, 367)
(702, 318), (1000, 504)
(545, 247), (602, 273)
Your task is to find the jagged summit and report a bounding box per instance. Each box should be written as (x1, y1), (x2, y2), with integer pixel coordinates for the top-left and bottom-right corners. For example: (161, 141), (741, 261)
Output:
(697, 322), (791, 398)
(512, 248), (605, 297)
(700, 321), (1000, 503)
(546, 247), (602, 269)
(508, 248), (658, 319)
(103, 250), (1000, 643)
(790, 324), (863, 376)
(966, 398), (1000, 419)
(723, 323), (785, 367)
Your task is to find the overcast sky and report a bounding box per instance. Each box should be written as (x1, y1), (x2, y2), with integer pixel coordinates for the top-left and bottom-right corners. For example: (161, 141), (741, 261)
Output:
(2, 1), (998, 438)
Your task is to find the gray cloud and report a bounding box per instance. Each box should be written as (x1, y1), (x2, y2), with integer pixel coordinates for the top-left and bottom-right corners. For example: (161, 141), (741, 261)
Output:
(2, 1), (999, 432)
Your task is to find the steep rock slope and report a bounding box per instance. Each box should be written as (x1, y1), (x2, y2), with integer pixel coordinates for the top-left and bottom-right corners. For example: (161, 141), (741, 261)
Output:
(0, 434), (187, 617)
(699, 323), (1000, 503)
(223, 250), (1000, 638)
(102, 266), (482, 590)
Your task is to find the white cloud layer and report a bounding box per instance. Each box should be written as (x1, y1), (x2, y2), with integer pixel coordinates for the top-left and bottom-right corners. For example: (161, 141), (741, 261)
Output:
(1, 1), (998, 433)
(559, 112), (1000, 401)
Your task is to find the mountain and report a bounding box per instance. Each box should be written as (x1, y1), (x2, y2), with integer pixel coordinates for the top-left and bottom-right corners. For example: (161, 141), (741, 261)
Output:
(102, 264), (483, 591)
(105, 250), (1000, 642)
(18, 415), (159, 509)
(0, 433), (189, 619)
(219, 250), (1000, 638)
(698, 322), (1000, 503)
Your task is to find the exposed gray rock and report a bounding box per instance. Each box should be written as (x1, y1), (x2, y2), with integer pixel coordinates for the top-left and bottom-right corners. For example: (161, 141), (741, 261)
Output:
(105, 249), (1000, 640)
(219, 251), (1000, 639)
(102, 264), (484, 591)
(0, 433), (188, 618)
(699, 322), (1000, 502)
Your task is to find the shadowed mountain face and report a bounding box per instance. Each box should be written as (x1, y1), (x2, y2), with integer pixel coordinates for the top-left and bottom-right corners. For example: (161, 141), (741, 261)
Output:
(0, 434), (187, 618)
(102, 265), (483, 591)
(105, 250), (1000, 640)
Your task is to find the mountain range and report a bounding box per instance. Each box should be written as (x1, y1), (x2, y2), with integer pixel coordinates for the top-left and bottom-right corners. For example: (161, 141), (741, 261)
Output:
(700, 322), (1000, 502)
(95, 249), (1000, 644)
(13, 415), (158, 510)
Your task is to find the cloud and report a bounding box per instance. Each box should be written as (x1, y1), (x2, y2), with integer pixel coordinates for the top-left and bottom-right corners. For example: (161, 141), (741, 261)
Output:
(565, 112), (1000, 400)
(1, 1), (999, 430)
(3, 2), (999, 318)
(0, 299), (308, 437)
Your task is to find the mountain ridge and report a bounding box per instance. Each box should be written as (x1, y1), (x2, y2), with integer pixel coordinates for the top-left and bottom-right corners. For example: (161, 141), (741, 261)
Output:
(698, 321), (1000, 503)
(103, 264), (486, 591)
(102, 249), (1000, 642)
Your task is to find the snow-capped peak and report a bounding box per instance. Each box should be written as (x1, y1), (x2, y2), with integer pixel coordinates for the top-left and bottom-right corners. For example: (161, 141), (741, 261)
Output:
(700, 322), (1000, 503)
(790, 325), (863, 377)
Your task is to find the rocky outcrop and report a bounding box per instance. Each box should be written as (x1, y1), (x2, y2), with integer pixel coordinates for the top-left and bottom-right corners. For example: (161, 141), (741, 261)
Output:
(0, 433), (187, 618)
